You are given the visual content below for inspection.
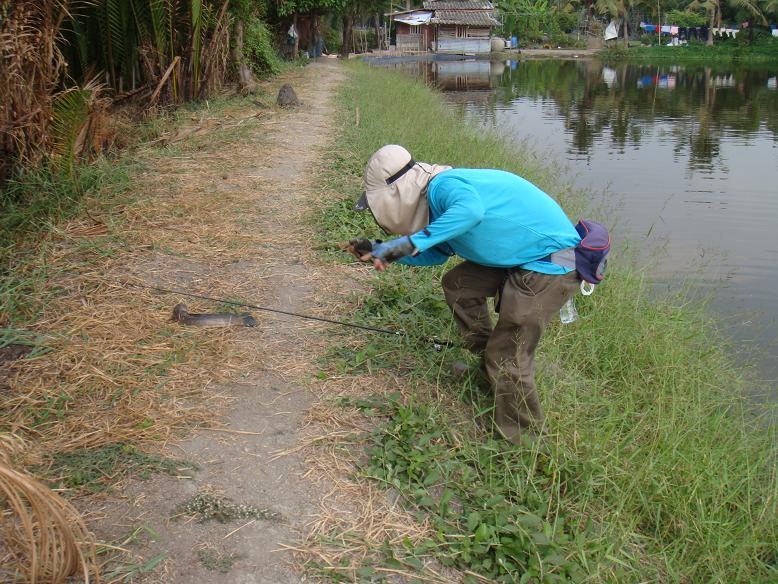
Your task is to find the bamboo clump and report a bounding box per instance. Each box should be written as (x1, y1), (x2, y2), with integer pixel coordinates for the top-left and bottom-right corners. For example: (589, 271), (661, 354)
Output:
(0, 1), (69, 179)
(0, 435), (98, 583)
(0, 0), (233, 181)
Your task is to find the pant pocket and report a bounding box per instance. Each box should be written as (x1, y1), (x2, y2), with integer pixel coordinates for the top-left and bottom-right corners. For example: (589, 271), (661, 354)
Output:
(510, 269), (552, 297)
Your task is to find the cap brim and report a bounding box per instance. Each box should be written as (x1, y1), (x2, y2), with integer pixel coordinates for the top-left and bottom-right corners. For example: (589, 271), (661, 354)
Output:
(353, 192), (369, 211)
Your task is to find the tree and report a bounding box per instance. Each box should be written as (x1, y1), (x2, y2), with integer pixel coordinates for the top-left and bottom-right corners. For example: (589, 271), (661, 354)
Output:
(688, 0), (765, 45)
(277, 0), (346, 58)
(497, 0), (553, 44)
(596, 0), (638, 46)
(337, 0), (389, 58)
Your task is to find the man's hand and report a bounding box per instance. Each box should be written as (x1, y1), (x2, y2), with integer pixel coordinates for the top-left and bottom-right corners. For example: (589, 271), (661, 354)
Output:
(340, 236), (415, 271)
(370, 236), (416, 268)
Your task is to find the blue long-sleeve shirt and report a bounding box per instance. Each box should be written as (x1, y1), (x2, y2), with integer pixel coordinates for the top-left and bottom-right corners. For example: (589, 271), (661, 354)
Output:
(399, 169), (580, 274)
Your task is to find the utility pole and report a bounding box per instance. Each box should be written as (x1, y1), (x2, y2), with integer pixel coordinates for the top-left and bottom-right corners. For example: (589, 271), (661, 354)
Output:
(657, 0), (660, 46)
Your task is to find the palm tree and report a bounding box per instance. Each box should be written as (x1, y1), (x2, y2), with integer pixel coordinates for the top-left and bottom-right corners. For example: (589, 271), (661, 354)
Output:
(596, 0), (639, 47)
(688, 0), (766, 45)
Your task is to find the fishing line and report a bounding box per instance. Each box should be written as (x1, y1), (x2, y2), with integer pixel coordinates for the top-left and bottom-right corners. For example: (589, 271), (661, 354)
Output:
(124, 282), (456, 349)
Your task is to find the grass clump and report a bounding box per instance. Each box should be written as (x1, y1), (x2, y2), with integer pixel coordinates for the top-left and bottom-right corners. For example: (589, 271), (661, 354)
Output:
(310, 62), (778, 582)
(46, 443), (195, 492)
(179, 492), (282, 523)
(366, 399), (590, 582)
(196, 546), (240, 573)
(0, 158), (133, 254)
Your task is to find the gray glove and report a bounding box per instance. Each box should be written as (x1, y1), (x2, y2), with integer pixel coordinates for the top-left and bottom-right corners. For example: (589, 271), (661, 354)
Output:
(371, 236), (416, 263)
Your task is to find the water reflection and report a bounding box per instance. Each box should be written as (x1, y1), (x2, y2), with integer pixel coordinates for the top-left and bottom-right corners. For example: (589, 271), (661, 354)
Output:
(485, 60), (778, 173)
(372, 57), (497, 90)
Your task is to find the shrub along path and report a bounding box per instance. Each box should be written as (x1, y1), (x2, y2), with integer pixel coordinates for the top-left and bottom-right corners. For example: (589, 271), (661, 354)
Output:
(88, 60), (355, 582)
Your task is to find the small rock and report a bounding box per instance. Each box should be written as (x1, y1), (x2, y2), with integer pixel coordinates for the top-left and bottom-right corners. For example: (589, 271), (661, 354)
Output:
(276, 84), (300, 107)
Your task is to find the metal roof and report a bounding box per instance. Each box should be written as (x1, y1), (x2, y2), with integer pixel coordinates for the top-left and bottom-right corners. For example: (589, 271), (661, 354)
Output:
(423, 1), (494, 9)
(431, 9), (499, 26)
(386, 8), (427, 16)
(394, 11), (433, 25)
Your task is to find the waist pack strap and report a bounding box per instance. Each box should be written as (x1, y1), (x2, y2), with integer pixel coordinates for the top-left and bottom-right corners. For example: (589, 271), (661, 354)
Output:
(542, 247), (576, 269)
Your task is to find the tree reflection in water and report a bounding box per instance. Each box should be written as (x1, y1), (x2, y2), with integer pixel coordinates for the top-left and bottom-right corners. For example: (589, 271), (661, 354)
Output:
(478, 59), (778, 172)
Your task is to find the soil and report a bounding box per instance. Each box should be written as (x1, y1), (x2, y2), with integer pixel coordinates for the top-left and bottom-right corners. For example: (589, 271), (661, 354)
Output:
(90, 60), (348, 583)
(0, 344), (32, 392)
(0, 343), (31, 367)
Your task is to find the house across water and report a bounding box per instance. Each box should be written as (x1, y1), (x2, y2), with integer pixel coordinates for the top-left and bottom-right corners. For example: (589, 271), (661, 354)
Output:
(387, 1), (499, 55)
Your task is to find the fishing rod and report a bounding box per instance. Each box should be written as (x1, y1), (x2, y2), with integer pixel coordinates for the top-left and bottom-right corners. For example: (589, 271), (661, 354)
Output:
(125, 282), (456, 350)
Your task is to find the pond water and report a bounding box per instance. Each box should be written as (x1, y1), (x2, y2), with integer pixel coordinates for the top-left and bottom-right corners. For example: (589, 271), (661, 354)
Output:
(366, 56), (778, 379)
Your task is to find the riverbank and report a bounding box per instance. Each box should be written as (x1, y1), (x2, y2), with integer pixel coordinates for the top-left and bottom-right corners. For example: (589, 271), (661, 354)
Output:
(601, 37), (778, 63)
(302, 62), (778, 581)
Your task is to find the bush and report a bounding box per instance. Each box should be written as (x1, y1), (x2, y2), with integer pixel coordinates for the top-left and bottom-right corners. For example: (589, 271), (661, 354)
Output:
(243, 18), (283, 77)
(664, 9), (707, 27)
(551, 31), (586, 49)
(734, 26), (776, 47)
(555, 10), (578, 33)
(324, 25), (342, 54)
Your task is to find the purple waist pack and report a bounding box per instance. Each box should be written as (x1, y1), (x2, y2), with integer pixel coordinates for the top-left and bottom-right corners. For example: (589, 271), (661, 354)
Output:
(573, 219), (611, 284)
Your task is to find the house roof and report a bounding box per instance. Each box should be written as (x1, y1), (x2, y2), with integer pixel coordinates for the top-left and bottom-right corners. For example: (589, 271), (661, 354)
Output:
(423, 1), (494, 10)
(393, 10), (433, 25)
(431, 9), (499, 26)
(386, 8), (427, 16)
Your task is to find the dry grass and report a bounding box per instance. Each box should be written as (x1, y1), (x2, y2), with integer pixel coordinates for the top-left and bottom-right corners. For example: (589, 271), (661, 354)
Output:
(1, 97), (296, 465)
(285, 364), (488, 583)
(0, 78), (306, 579)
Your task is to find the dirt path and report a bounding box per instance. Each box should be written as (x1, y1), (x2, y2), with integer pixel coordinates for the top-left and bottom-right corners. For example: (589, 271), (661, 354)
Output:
(93, 60), (347, 583)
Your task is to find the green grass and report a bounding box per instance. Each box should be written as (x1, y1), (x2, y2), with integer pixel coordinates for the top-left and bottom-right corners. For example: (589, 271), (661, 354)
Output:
(0, 158), (134, 256)
(197, 547), (240, 573)
(311, 63), (778, 582)
(601, 36), (778, 64)
(106, 552), (167, 583)
(45, 443), (195, 492)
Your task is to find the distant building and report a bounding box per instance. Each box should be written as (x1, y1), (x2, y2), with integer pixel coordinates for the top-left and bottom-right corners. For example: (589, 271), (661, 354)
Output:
(426, 1), (499, 54)
(387, 9), (434, 53)
(386, 1), (499, 54)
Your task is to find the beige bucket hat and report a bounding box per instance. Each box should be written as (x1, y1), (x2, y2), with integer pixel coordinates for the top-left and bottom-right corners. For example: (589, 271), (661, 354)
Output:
(354, 145), (451, 235)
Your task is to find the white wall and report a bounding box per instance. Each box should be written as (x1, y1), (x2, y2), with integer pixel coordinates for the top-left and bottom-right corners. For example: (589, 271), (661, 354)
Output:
(435, 37), (491, 54)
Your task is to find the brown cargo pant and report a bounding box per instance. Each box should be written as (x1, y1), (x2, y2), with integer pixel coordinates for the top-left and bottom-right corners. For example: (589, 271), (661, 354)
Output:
(442, 261), (579, 444)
